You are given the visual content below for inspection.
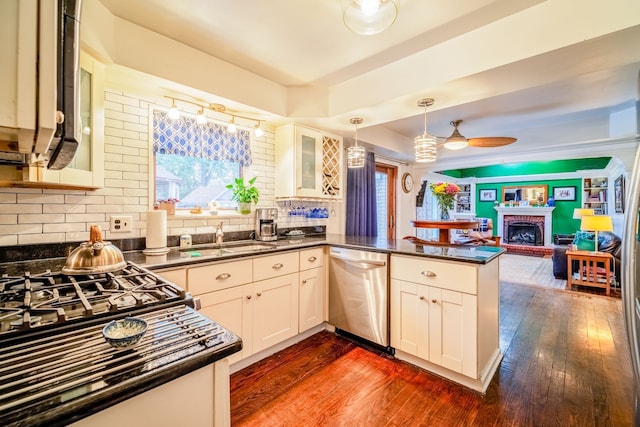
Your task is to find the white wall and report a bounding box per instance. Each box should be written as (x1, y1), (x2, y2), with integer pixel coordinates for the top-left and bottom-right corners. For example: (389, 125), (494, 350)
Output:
(0, 89), (331, 247)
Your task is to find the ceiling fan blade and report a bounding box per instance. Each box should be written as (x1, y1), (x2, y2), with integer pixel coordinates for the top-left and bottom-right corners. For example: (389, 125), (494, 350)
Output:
(467, 137), (517, 148)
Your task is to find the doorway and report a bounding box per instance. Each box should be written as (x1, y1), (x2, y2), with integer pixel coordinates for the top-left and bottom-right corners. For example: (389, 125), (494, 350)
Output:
(375, 163), (397, 239)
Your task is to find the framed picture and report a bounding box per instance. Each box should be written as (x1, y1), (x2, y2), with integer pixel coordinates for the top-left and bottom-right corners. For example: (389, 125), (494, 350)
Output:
(615, 175), (625, 213)
(553, 186), (576, 201)
(479, 189), (497, 202)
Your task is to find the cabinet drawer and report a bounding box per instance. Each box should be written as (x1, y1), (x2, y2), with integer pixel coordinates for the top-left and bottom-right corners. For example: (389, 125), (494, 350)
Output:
(299, 247), (324, 270)
(253, 251), (299, 282)
(188, 259), (253, 295)
(156, 268), (187, 289)
(391, 255), (477, 295)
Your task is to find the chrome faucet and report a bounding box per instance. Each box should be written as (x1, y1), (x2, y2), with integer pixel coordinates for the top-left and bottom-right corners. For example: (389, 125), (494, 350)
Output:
(215, 222), (224, 246)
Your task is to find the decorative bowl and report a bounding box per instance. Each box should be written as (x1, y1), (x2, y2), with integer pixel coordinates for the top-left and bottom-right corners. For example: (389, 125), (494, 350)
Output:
(102, 317), (148, 349)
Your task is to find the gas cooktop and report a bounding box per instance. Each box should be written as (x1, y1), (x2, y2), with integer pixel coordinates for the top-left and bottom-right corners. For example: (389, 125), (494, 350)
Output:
(0, 262), (192, 339)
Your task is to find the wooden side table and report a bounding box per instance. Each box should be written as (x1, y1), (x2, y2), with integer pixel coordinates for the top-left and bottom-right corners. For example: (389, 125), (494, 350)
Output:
(566, 250), (614, 296)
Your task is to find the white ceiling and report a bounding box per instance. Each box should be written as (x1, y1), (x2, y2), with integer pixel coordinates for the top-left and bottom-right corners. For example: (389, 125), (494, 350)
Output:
(96, 0), (640, 168)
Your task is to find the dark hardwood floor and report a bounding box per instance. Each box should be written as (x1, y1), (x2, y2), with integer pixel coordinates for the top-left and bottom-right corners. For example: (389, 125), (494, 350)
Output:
(230, 282), (635, 426)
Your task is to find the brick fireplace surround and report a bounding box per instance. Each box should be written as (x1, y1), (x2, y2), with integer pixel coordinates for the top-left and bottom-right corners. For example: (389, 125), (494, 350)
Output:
(494, 207), (555, 256)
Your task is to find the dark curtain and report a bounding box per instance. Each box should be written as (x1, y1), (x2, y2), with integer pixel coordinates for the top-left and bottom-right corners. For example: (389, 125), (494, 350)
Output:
(345, 152), (377, 236)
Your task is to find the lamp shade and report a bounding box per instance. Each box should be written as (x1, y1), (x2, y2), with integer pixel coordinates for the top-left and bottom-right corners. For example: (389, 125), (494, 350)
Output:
(347, 145), (366, 168)
(580, 215), (613, 232)
(573, 208), (595, 219)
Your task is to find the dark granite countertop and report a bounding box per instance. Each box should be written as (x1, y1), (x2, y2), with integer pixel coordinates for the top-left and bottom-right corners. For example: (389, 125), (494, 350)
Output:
(0, 234), (502, 276)
(0, 234), (501, 424)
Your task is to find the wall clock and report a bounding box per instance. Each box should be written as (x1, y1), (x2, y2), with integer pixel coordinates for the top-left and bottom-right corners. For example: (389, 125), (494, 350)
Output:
(401, 173), (414, 193)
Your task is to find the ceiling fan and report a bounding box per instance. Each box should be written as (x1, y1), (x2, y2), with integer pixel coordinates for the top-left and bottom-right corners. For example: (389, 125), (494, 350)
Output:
(440, 119), (517, 150)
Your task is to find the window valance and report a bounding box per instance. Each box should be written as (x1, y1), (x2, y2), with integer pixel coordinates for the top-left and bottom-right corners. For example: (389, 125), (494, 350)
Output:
(152, 110), (252, 166)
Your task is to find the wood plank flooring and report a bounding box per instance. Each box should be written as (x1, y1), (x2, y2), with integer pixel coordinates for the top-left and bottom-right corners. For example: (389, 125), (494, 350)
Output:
(230, 281), (635, 426)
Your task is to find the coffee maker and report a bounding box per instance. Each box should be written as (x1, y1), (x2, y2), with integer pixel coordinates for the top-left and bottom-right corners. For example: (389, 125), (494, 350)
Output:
(255, 208), (278, 241)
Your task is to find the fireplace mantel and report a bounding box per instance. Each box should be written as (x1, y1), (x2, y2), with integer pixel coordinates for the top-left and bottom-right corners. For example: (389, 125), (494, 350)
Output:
(494, 207), (555, 246)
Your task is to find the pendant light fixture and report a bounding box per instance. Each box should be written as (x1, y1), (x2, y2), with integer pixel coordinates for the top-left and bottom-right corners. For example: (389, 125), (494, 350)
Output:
(347, 117), (366, 168)
(343, 0), (398, 36)
(443, 120), (468, 150)
(414, 98), (437, 163)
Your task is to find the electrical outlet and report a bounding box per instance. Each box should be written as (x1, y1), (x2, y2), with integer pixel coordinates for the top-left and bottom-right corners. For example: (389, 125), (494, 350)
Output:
(110, 215), (132, 232)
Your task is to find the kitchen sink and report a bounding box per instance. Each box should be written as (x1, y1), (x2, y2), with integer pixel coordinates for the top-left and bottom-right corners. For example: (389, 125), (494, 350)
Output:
(179, 241), (277, 257)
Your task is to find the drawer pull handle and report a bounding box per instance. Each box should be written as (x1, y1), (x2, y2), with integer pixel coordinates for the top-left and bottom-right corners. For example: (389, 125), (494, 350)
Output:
(432, 299), (438, 304)
(302, 279), (308, 284)
(246, 295), (252, 300)
(421, 271), (436, 277)
(216, 273), (231, 280)
(308, 256), (317, 262)
(419, 296), (425, 300)
(272, 263), (284, 270)
(257, 292), (262, 297)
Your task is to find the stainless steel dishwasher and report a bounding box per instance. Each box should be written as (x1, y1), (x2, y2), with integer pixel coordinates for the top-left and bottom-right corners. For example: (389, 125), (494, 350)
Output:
(329, 246), (390, 348)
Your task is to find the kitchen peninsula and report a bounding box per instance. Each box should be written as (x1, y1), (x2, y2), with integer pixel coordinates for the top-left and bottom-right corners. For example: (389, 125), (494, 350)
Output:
(0, 234), (503, 425)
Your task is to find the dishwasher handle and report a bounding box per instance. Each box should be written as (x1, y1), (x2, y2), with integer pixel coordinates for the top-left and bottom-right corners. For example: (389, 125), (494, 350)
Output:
(329, 252), (387, 268)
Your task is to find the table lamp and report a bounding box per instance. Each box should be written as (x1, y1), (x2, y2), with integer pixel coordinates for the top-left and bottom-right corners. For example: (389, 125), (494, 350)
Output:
(573, 208), (594, 220)
(580, 215), (613, 253)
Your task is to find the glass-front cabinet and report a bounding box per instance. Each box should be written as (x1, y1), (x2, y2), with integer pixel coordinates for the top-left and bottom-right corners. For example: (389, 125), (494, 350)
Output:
(275, 124), (342, 199)
(297, 128), (322, 196)
(41, 52), (104, 188)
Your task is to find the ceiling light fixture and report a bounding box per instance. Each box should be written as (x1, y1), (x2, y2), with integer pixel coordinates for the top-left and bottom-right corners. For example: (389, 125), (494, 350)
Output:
(195, 108), (207, 125)
(168, 98), (180, 120)
(163, 97), (263, 134)
(443, 120), (468, 150)
(347, 117), (366, 168)
(227, 117), (237, 133)
(343, 0), (398, 36)
(254, 122), (264, 138)
(414, 98), (437, 163)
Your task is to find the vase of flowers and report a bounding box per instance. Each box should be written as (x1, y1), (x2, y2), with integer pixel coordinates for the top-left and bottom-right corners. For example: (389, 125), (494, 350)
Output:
(429, 182), (461, 220)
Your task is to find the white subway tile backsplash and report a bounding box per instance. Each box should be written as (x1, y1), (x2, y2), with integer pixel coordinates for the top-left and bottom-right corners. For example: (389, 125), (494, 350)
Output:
(19, 233), (66, 245)
(17, 194), (65, 204)
(19, 214), (66, 224)
(0, 214), (17, 225)
(0, 89), (326, 247)
(4, 205), (42, 214)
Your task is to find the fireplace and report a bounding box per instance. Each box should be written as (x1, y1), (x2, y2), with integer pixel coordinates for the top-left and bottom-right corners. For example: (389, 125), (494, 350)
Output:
(503, 214), (546, 246)
(505, 221), (543, 246)
(494, 207), (555, 247)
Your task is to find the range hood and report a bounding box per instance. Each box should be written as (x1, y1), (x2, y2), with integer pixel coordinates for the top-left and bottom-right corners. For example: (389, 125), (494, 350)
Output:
(0, 0), (82, 171)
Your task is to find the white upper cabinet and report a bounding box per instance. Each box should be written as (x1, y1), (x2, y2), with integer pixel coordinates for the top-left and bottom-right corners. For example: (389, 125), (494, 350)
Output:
(39, 52), (105, 189)
(0, 0), (56, 154)
(275, 124), (343, 199)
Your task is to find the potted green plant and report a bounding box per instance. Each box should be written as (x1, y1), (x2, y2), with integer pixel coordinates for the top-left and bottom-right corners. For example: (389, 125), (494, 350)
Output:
(226, 176), (260, 214)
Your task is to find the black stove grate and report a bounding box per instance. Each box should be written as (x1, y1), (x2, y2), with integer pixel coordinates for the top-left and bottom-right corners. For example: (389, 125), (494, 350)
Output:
(0, 305), (240, 427)
(0, 262), (192, 337)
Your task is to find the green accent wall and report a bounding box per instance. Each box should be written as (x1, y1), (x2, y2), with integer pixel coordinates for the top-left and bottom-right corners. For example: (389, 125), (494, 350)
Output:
(476, 179), (582, 236)
(440, 157), (611, 178)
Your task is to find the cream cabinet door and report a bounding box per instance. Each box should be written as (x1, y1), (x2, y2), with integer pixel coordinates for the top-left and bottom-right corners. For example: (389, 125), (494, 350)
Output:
(390, 279), (429, 360)
(252, 272), (299, 353)
(198, 284), (253, 363)
(431, 288), (478, 377)
(391, 278), (478, 376)
(299, 267), (324, 333)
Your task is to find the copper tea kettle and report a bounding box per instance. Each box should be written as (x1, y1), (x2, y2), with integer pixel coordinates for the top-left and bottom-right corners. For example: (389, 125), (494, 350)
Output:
(62, 225), (127, 274)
